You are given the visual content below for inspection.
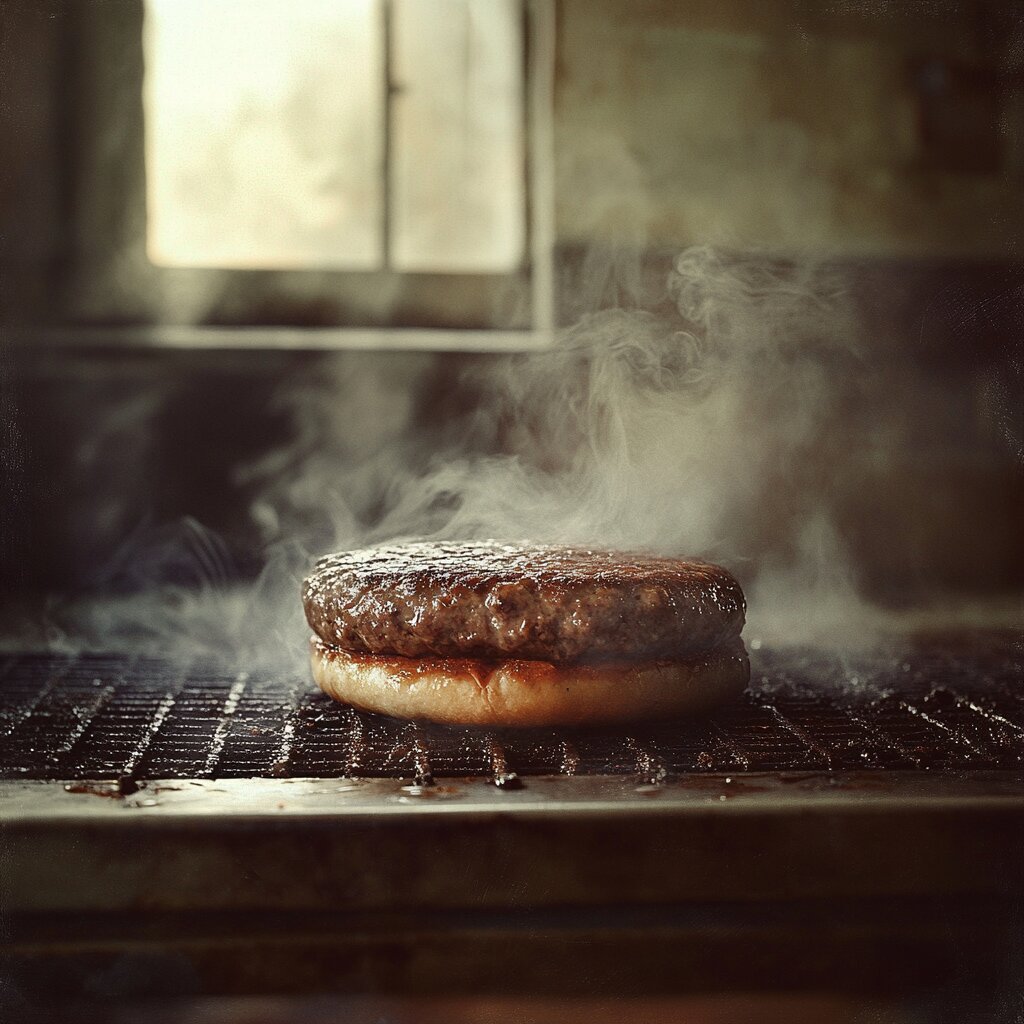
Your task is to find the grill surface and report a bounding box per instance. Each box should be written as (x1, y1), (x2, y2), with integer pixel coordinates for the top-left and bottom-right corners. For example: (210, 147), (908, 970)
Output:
(1, 631), (1022, 781)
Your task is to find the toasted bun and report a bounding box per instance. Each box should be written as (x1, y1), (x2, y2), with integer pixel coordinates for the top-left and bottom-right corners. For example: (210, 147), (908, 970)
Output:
(310, 636), (749, 727)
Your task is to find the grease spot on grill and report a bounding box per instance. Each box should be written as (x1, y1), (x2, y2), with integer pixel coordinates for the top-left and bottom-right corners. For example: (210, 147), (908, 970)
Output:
(397, 784), (463, 800)
(64, 776), (142, 798)
(493, 772), (524, 790)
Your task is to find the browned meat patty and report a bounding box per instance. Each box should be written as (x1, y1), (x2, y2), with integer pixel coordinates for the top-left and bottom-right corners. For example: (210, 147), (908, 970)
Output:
(302, 541), (745, 663)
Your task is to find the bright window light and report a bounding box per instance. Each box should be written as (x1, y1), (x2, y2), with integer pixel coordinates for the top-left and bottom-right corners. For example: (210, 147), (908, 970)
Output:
(390, 0), (525, 272)
(143, 0), (525, 273)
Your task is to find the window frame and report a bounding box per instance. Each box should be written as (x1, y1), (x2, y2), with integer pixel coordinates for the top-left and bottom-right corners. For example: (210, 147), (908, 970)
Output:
(55, 0), (555, 350)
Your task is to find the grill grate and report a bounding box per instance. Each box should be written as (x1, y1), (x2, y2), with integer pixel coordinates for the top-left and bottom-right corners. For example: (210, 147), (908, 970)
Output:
(1, 632), (1022, 780)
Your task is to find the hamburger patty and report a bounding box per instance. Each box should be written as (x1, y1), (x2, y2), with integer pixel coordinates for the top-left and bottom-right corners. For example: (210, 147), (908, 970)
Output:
(302, 541), (745, 663)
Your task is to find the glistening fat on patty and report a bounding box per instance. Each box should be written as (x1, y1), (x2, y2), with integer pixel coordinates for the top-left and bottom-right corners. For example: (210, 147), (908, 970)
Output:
(303, 541), (745, 663)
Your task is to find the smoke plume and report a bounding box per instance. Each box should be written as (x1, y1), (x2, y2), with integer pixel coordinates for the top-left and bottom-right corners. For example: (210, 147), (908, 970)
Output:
(26, 244), (900, 669)
(245, 244), (872, 666)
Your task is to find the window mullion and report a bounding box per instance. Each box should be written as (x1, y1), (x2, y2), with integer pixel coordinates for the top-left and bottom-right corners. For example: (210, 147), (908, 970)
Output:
(381, 0), (394, 271)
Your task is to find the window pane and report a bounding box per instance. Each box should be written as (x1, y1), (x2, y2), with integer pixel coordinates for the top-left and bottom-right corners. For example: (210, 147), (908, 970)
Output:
(144, 0), (383, 269)
(391, 0), (525, 273)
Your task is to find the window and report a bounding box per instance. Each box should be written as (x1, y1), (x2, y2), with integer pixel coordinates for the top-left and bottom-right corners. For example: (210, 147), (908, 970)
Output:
(64, 0), (554, 346)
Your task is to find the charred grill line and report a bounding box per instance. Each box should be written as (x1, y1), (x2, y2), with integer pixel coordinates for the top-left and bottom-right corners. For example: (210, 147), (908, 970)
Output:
(122, 691), (177, 778)
(625, 735), (667, 783)
(863, 689), (994, 767)
(842, 707), (924, 769)
(917, 685), (1020, 759)
(705, 721), (753, 771)
(0, 665), (72, 739)
(895, 698), (990, 760)
(343, 706), (366, 777)
(50, 665), (164, 778)
(202, 675), (249, 776)
(51, 684), (116, 766)
(484, 734), (523, 787)
(272, 678), (307, 777)
(559, 739), (580, 776)
(748, 671), (890, 767)
(409, 723), (435, 785)
(486, 734), (509, 778)
(760, 703), (834, 768)
(950, 691), (1024, 741)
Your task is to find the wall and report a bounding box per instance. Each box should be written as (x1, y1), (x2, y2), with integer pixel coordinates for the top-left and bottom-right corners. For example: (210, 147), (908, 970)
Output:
(556, 0), (1024, 257)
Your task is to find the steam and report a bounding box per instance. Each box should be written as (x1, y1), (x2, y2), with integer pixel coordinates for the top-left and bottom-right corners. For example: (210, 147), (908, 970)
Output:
(250, 244), (873, 660)
(32, 244), (902, 669)
(390, 253), (848, 555)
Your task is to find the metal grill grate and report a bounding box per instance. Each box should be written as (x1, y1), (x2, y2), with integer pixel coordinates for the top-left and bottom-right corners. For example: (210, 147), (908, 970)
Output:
(1, 632), (1022, 781)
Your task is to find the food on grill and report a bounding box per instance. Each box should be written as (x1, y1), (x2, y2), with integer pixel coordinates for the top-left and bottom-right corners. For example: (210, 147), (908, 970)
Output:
(303, 541), (749, 726)
(304, 542), (745, 661)
(311, 635), (749, 727)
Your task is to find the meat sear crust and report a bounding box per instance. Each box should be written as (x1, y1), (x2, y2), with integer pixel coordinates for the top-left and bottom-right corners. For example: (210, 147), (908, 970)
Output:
(302, 541), (746, 663)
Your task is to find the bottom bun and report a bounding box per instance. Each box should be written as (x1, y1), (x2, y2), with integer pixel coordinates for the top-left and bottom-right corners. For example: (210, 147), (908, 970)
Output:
(310, 636), (749, 727)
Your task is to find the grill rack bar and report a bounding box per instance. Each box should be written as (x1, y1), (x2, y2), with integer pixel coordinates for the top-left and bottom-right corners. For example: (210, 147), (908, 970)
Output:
(1, 634), (1022, 782)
